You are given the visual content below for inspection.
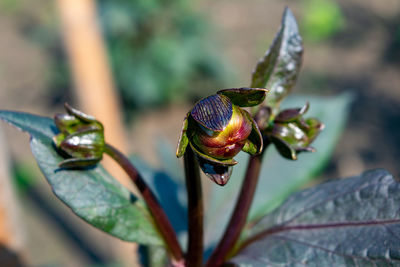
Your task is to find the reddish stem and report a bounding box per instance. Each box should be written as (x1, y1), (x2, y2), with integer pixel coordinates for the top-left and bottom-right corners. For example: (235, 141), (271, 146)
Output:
(184, 147), (204, 267)
(205, 151), (266, 267)
(104, 144), (183, 262)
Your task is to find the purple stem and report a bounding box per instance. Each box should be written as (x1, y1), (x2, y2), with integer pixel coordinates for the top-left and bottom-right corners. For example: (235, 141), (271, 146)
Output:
(104, 144), (183, 262)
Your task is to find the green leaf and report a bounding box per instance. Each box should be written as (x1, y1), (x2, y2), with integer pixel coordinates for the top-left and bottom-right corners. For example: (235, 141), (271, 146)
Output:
(274, 102), (309, 122)
(217, 88), (269, 107)
(130, 154), (188, 243)
(242, 110), (263, 155)
(251, 7), (303, 108)
(227, 169), (400, 266)
(204, 93), (352, 251)
(139, 245), (168, 267)
(176, 112), (190, 157)
(269, 135), (297, 160)
(0, 110), (163, 245)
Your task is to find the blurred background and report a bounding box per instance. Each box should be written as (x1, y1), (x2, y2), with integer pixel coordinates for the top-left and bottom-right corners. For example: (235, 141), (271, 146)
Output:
(0, 0), (399, 266)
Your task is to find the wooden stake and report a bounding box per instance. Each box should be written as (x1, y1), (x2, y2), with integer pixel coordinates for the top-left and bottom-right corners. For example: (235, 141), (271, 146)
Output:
(55, 0), (138, 265)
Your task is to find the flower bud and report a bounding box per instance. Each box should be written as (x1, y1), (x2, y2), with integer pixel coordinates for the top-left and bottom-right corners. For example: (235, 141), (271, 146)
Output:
(177, 88), (268, 186)
(192, 103), (252, 160)
(53, 103), (105, 168)
(267, 102), (324, 160)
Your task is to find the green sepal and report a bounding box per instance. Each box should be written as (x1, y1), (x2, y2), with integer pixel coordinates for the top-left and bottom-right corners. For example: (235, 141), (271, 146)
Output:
(303, 117), (325, 142)
(64, 103), (97, 123)
(54, 114), (81, 134)
(253, 106), (272, 132)
(275, 102), (310, 122)
(217, 88), (269, 107)
(54, 104), (103, 137)
(176, 112), (191, 158)
(59, 129), (104, 156)
(242, 110), (263, 155)
(53, 132), (66, 148)
(189, 142), (237, 166)
(270, 135), (297, 160)
(55, 128), (104, 168)
(242, 139), (258, 155)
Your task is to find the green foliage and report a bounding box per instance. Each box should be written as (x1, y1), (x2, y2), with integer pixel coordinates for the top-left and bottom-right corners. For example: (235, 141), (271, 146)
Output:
(130, 155), (188, 241)
(228, 169), (400, 266)
(217, 88), (269, 108)
(100, 0), (231, 110)
(102, 0), (230, 109)
(302, 0), (346, 42)
(12, 162), (39, 192)
(251, 8), (303, 110)
(0, 111), (163, 246)
(0, 0), (22, 12)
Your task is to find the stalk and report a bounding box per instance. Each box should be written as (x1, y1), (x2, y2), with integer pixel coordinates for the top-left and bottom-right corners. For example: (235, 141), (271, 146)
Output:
(104, 144), (183, 262)
(205, 149), (266, 267)
(183, 147), (204, 267)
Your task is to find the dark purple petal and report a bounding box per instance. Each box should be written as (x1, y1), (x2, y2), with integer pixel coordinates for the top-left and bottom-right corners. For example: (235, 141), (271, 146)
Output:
(191, 94), (232, 132)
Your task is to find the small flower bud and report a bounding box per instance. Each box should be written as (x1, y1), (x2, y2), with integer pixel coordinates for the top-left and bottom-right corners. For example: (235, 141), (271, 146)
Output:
(177, 88), (268, 186)
(53, 103), (105, 168)
(267, 102), (324, 160)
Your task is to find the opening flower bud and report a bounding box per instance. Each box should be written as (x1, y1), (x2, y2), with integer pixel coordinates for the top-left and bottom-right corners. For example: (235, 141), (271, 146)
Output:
(53, 103), (105, 168)
(192, 104), (252, 160)
(176, 88), (268, 186)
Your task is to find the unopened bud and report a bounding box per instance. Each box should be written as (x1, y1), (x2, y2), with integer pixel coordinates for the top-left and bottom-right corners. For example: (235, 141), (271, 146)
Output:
(268, 102), (324, 160)
(53, 103), (105, 168)
(177, 88), (268, 186)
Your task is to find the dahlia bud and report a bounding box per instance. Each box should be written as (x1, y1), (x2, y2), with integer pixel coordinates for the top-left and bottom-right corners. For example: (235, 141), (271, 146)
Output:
(177, 88), (268, 186)
(267, 102), (324, 160)
(53, 103), (105, 168)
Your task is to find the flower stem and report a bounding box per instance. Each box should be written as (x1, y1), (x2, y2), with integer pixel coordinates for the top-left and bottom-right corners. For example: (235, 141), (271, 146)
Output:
(205, 149), (267, 267)
(104, 144), (183, 262)
(184, 147), (204, 267)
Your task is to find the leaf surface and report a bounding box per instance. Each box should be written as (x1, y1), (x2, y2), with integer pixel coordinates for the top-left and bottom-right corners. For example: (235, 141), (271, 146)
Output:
(251, 8), (303, 107)
(217, 88), (269, 107)
(0, 110), (163, 245)
(227, 169), (400, 266)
